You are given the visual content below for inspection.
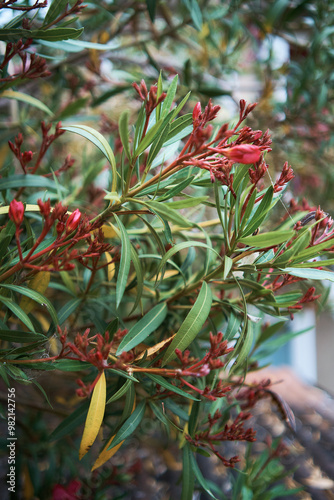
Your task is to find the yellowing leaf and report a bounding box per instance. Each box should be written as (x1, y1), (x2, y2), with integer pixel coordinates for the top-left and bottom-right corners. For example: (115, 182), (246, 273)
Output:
(150, 270), (179, 282)
(105, 252), (116, 281)
(79, 371), (106, 460)
(135, 334), (176, 361)
(91, 396), (136, 470)
(19, 272), (50, 315)
(91, 434), (123, 471)
(101, 224), (117, 239)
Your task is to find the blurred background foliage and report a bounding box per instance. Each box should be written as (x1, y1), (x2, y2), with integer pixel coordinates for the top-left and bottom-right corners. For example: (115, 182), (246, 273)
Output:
(1, 1), (334, 499)
(1, 0), (334, 208)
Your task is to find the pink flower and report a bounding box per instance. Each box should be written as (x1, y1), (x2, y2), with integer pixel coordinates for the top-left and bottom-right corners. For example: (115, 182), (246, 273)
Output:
(66, 209), (81, 233)
(8, 199), (25, 226)
(52, 479), (81, 500)
(223, 145), (262, 164)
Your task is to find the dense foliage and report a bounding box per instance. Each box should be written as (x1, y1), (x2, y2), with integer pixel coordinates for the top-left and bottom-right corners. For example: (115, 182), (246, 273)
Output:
(1, 1), (334, 498)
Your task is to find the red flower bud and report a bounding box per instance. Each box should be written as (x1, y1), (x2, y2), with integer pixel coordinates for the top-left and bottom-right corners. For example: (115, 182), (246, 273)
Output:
(66, 209), (81, 233)
(22, 151), (33, 164)
(8, 199), (24, 226)
(193, 102), (202, 121)
(223, 144), (262, 164)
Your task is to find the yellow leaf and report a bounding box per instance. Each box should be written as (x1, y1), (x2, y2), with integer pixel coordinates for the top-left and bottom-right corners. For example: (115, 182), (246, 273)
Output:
(105, 252), (115, 281)
(91, 396), (136, 470)
(135, 334), (176, 361)
(19, 271), (50, 315)
(101, 224), (117, 239)
(79, 371), (106, 460)
(150, 270), (179, 282)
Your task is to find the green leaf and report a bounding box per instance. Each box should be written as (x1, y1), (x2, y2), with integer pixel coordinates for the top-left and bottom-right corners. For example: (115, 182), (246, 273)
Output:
(129, 244), (144, 314)
(0, 330), (46, 343)
(239, 230), (294, 248)
(283, 267), (334, 282)
(166, 113), (193, 143)
(116, 303), (167, 354)
(50, 400), (90, 441)
(0, 27), (83, 42)
(190, 452), (218, 499)
(107, 379), (132, 405)
(0, 174), (67, 192)
(223, 256), (233, 279)
(146, 0), (157, 22)
(118, 110), (131, 161)
(57, 298), (82, 326)
(146, 373), (200, 401)
(44, 0), (68, 26)
(161, 75), (178, 118)
(182, 443), (195, 500)
(166, 196), (208, 209)
(230, 321), (254, 373)
(114, 214), (132, 308)
(57, 97), (88, 120)
(149, 401), (169, 429)
(242, 186), (274, 237)
(145, 200), (193, 228)
(107, 400), (146, 449)
(61, 125), (117, 190)
(134, 118), (163, 157)
(157, 175), (195, 202)
(291, 258), (334, 268)
(162, 282), (212, 366)
(156, 241), (220, 285)
(0, 296), (35, 332)
(1, 90), (54, 116)
(188, 400), (200, 437)
(146, 123), (171, 168)
(0, 283), (58, 328)
(53, 360), (89, 371)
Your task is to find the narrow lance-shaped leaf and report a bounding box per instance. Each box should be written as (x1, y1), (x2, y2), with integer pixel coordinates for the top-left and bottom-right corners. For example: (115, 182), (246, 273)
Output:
(107, 400), (145, 450)
(118, 110), (131, 161)
(43, 0), (68, 26)
(92, 392), (136, 470)
(182, 443), (195, 500)
(1, 90), (54, 116)
(161, 74), (178, 118)
(189, 451), (218, 500)
(114, 215), (132, 309)
(61, 125), (117, 191)
(0, 27), (83, 42)
(116, 302), (167, 355)
(239, 230), (294, 248)
(0, 296), (35, 332)
(1, 281), (58, 328)
(79, 371), (106, 460)
(145, 200), (193, 228)
(162, 282), (212, 366)
(19, 272), (50, 315)
(146, 373), (200, 401)
(129, 244), (144, 314)
(283, 267), (334, 282)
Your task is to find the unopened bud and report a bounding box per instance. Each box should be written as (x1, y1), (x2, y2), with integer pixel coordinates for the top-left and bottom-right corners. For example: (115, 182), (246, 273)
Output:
(193, 102), (202, 122)
(223, 144), (262, 164)
(66, 209), (81, 233)
(22, 150), (33, 164)
(8, 199), (24, 226)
